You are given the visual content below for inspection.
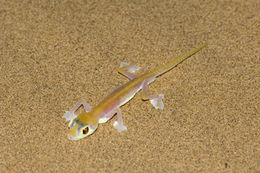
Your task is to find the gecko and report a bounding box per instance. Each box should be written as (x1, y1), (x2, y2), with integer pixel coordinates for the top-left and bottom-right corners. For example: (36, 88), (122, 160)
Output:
(63, 43), (207, 140)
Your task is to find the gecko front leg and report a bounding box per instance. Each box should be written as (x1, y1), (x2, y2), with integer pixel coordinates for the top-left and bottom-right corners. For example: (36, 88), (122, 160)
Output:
(141, 77), (164, 110)
(63, 98), (91, 121)
(113, 107), (127, 132)
(98, 107), (127, 132)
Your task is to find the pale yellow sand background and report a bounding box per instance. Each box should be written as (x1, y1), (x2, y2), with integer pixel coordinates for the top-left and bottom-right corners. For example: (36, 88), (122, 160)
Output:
(0, 1), (259, 172)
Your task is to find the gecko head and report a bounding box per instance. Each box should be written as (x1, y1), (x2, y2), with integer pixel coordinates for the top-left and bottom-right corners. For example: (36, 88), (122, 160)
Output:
(67, 112), (98, 140)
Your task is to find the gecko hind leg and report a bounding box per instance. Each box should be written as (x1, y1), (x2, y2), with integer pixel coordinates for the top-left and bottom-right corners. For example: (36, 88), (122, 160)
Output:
(63, 98), (92, 121)
(113, 108), (127, 132)
(118, 62), (140, 80)
(141, 78), (164, 110)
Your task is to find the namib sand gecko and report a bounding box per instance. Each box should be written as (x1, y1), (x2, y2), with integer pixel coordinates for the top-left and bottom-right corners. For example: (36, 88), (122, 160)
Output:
(63, 43), (207, 140)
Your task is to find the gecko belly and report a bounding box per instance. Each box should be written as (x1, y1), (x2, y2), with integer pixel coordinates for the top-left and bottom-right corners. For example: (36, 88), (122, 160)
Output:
(119, 85), (143, 106)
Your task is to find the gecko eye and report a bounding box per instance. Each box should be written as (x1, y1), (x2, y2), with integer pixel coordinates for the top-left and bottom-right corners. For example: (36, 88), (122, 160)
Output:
(82, 127), (89, 135)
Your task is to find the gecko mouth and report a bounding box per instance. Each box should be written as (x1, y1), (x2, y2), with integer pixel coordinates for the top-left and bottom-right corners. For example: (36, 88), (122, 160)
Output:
(67, 134), (78, 140)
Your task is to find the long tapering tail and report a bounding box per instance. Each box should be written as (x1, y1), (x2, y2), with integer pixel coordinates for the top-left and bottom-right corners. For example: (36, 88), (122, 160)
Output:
(148, 43), (207, 78)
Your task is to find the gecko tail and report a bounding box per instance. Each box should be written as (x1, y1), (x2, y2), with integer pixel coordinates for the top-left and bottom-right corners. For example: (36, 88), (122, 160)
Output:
(150, 42), (207, 78)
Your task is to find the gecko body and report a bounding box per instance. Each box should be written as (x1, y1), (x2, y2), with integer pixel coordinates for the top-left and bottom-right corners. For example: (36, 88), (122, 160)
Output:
(63, 43), (207, 140)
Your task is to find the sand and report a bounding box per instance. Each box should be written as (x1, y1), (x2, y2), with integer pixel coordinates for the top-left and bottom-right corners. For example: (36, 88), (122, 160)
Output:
(0, 0), (259, 172)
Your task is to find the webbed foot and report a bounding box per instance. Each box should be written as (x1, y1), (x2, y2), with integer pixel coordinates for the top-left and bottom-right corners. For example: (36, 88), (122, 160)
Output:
(63, 111), (77, 121)
(150, 94), (164, 110)
(113, 121), (127, 132)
